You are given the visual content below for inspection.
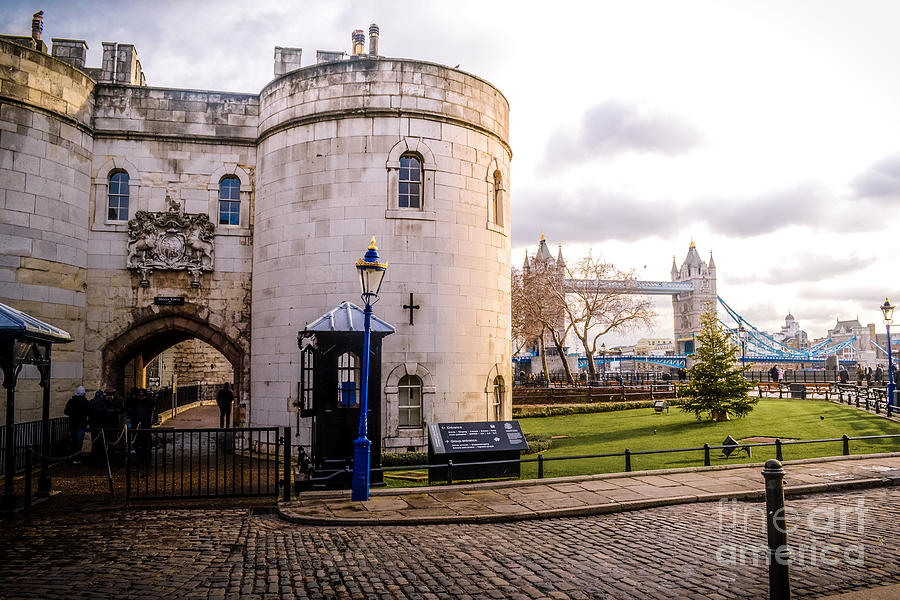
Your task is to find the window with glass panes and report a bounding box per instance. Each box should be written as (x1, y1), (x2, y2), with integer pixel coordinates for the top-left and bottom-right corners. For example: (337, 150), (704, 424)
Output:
(107, 171), (130, 221)
(493, 170), (503, 226)
(218, 176), (240, 225)
(337, 352), (360, 407)
(398, 155), (421, 208)
(298, 347), (314, 417)
(398, 375), (422, 427)
(492, 376), (504, 420)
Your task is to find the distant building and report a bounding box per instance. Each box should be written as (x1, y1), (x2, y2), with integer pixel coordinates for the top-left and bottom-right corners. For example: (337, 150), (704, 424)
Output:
(633, 338), (674, 356)
(772, 312), (809, 351)
(828, 318), (877, 365)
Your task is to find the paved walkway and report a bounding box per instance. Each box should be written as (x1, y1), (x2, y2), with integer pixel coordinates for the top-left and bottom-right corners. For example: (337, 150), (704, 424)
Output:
(279, 453), (900, 525)
(4, 486), (900, 599)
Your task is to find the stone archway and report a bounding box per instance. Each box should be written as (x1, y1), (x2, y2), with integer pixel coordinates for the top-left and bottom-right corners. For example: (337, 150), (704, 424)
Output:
(101, 307), (249, 424)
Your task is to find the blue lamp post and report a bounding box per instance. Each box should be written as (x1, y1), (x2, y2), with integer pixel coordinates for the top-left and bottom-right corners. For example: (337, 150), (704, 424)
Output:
(882, 298), (895, 417)
(352, 237), (388, 501)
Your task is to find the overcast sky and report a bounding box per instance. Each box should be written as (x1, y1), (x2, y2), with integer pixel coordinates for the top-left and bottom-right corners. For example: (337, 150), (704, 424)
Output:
(5, 0), (900, 346)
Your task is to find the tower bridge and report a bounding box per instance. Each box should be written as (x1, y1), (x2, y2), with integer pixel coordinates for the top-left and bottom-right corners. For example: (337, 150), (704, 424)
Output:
(525, 236), (857, 372)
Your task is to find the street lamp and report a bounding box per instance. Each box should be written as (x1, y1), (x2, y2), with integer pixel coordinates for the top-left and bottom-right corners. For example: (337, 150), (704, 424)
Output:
(881, 298), (895, 417)
(352, 237), (388, 501)
(600, 343), (607, 383)
(738, 322), (747, 368)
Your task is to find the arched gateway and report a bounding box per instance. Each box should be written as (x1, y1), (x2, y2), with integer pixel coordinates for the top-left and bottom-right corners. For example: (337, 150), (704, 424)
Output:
(100, 307), (249, 422)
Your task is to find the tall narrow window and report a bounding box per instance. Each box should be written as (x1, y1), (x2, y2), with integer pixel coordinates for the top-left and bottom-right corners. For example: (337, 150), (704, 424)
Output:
(298, 346), (315, 417)
(492, 375), (504, 420)
(219, 176), (241, 225)
(398, 155), (421, 209)
(398, 375), (423, 428)
(492, 170), (503, 226)
(337, 352), (360, 407)
(107, 171), (130, 221)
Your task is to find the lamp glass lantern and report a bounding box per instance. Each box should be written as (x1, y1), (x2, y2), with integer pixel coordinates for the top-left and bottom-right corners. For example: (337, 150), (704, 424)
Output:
(882, 298), (894, 325)
(356, 237), (388, 303)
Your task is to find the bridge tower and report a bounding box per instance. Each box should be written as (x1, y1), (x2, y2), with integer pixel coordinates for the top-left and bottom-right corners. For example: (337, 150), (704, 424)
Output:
(671, 241), (716, 354)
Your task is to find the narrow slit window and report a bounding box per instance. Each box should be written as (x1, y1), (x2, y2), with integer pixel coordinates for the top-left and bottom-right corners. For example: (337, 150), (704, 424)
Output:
(493, 170), (503, 226)
(492, 375), (504, 421)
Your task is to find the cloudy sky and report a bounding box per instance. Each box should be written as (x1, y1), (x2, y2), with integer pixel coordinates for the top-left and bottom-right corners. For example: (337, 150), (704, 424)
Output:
(5, 0), (900, 345)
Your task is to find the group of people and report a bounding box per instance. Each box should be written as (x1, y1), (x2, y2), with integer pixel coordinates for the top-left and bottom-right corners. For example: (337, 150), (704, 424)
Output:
(768, 365), (785, 382)
(63, 386), (158, 463)
(840, 364), (894, 386)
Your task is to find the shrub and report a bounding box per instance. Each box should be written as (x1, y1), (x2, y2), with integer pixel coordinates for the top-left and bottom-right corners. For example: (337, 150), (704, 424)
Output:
(381, 451), (428, 466)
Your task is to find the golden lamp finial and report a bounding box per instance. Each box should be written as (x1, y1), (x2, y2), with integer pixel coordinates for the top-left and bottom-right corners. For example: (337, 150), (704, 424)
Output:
(368, 236), (378, 250)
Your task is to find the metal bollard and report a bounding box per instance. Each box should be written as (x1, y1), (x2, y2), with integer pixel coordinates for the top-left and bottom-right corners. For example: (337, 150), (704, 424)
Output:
(447, 459), (453, 485)
(538, 453), (544, 479)
(624, 448), (632, 472)
(704, 443), (711, 467)
(763, 459), (792, 600)
(775, 438), (783, 462)
(842, 434), (850, 456)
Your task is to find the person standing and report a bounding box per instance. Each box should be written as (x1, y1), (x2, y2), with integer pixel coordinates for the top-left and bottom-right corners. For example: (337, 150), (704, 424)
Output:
(216, 382), (235, 428)
(64, 386), (91, 463)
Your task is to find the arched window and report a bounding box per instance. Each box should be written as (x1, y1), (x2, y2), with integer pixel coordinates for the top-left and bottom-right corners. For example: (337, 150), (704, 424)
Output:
(218, 176), (240, 225)
(337, 352), (360, 407)
(492, 375), (504, 420)
(398, 155), (421, 209)
(398, 375), (423, 428)
(107, 171), (130, 221)
(492, 170), (503, 226)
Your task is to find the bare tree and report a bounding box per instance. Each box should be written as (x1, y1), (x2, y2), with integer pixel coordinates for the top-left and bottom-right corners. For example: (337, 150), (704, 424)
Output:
(564, 251), (656, 378)
(512, 264), (576, 384)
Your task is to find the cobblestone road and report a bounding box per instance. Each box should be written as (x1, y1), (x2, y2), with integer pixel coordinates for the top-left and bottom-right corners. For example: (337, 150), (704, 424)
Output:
(2, 487), (898, 599)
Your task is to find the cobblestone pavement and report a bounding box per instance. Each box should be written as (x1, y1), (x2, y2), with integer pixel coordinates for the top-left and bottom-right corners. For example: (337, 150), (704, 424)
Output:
(2, 486), (899, 599)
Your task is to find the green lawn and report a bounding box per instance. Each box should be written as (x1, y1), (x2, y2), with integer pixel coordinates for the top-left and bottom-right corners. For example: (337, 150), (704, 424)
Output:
(517, 398), (900, 479)
(381, 398), (900, 487)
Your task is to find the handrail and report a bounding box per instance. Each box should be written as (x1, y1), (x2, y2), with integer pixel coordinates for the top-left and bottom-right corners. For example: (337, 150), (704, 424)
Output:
(367, 432), (900, 479)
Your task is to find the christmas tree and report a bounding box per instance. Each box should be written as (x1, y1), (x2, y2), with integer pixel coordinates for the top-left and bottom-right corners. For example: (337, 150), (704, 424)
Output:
(680, 307), (757, 421)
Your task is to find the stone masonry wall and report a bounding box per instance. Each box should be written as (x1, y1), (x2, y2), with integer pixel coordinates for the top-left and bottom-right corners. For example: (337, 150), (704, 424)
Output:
(253, 57), (511, 452)
(0, 39), (95, 421)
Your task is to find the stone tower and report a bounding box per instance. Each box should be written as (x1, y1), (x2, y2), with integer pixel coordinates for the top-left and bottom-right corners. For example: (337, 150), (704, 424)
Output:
(671, 241), (716, 354)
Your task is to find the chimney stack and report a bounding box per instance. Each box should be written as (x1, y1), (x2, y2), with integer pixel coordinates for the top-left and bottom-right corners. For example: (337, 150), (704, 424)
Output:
(31, 10), (43, 43)
(368, 23), (379, 56)
(351, 29), (365, 56)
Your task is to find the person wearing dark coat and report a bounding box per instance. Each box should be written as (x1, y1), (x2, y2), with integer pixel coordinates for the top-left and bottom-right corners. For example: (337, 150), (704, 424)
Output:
(217, 382), (235, 428)
(64, 386), (91, 461)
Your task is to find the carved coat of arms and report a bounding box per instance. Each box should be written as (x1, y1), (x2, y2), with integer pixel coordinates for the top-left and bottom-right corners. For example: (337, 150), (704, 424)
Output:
(126, 196), (215, 287)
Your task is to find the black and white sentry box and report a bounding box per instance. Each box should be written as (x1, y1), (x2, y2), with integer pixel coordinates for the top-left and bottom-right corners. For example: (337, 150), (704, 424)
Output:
(427, 421), (529, 484)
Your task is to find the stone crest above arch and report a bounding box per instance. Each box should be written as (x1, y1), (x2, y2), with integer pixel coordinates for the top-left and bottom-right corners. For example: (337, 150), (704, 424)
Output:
(386, 137), (437, 170)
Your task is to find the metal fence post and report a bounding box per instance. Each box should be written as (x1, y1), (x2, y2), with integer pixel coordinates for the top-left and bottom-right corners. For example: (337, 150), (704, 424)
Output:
(447, 459), (454, 485)
(842, 434), (850, 456)
(125, 428), (131, 500)
(763, 459), (792, 600)
(24, 447), (32, 512)
(283, 426), (291, 502)
(538, 453), (544, 479)
(704, 443), (711, 467)
(775, 439), (783, 462)
(624, 448), (632, 472)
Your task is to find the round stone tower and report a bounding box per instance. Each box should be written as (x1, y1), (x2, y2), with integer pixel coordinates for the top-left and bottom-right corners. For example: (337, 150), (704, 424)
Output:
(253, 53), (512, 451)
(0, 38), (95, 420)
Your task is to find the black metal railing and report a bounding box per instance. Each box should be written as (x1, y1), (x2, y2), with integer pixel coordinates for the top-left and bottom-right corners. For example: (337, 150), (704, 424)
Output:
(0, 417), (69, 477)
(366, 433), (900, 487)
(126, 427), (288, 500)
(743, 370), (843, 383)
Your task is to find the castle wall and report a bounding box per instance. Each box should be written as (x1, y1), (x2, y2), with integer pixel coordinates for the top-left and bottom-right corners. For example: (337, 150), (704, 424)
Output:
(0, 39), (94, 421)
(83, 85), (257, 412)
(253, 58), (512, 450)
